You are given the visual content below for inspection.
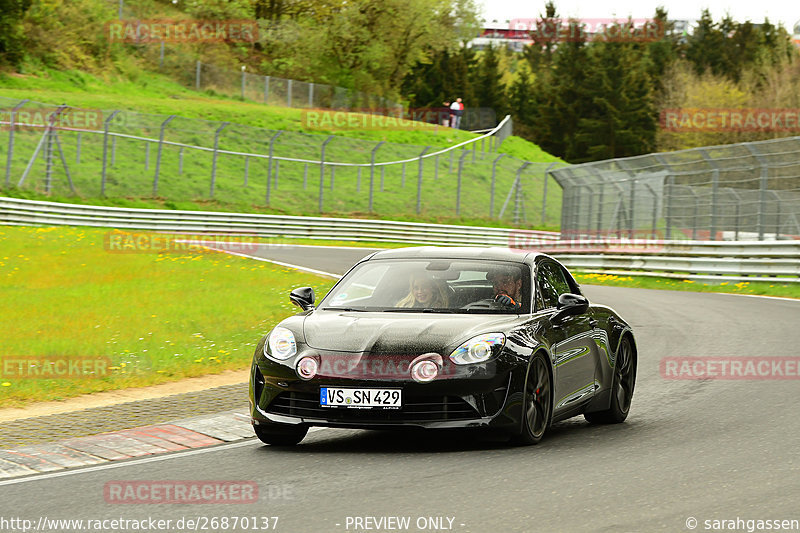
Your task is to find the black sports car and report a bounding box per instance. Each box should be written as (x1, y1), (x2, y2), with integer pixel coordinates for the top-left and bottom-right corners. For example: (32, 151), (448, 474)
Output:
(249, 247), (636, 445)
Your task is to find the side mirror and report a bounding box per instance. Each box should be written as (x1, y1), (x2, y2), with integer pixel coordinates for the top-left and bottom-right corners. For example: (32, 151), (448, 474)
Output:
(289, 287), (315, 311)
(552, 293), (589, 322)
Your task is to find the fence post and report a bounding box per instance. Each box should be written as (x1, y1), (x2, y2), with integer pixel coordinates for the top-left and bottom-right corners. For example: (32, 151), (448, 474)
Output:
(416, 146), (430, 215)
(319, 135), (334, 212)
(287, 79), (293, 107)
(264, 76), (270, 104)
(369, 141), (384, 212)
(159, 41), (165, 68)
(309, 82), (314, 107)
(401, 162), (406, 188)
(744, 144), (768, 241)
(179, 147), (184, 175)
(540, 162), (556, 225)
(513, 162), (532, 225)
(76, 133), (82, 164)
(628, 178), (636, 239)
(490, 154), (506, 218)
(770, 191), (782, 239)
(44, 117), (55, 193)
(195, 60), (201, 91)
(241, 69), (246, 100)
(209, 122), (229, 198)
(700, 149), (720, 241)
(303, 163), (308, 190)
(144, 143), (150, 171)
(265, 131), (282, 205)
(153, 115), (176, 196)
(727, 188), (742, 240)
(434, 154), (439, 180)
(357, 167), (362, 193)
(5, 99), (28, 187)
(244, 156), (249, 186)
(100, 110), (120, 195)
(456, 150), (469, 215)
(330, 165), (335, 190)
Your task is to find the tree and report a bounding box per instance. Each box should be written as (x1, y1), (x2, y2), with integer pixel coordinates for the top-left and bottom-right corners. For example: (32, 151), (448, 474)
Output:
(575, 40), (657, 161)
(0, 0), (32, 67)
(473, 44), (507, 117)
(528, 25), (592, 160)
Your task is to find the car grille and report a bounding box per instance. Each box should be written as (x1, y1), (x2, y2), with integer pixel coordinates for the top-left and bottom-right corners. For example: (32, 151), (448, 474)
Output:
(266, 391), (480, 423)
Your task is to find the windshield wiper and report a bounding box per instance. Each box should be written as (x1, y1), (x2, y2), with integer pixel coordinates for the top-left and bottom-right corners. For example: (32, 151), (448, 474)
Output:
(384, 308), (455, 313)
(321, 306), (366, 312)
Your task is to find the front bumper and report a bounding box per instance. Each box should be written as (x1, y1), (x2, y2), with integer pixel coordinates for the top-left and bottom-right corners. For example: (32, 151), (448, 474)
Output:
(249, 350), (528, 431)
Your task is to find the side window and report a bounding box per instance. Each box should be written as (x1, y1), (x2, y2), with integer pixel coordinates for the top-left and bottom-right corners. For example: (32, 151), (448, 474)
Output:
(536, 263), (560, 310)
(558, 264), (582, 295)
(548, 263), (571, 296)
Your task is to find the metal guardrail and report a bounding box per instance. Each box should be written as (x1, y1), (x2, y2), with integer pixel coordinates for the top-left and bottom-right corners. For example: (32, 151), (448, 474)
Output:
(1, 197), (797, 282)
(0, 196), (557, 246)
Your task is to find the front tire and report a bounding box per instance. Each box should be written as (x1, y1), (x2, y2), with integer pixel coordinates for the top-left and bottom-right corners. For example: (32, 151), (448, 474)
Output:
(585, 335), (636, 424)
(511, 352), (552, 445)
(253, 423), (308, 446)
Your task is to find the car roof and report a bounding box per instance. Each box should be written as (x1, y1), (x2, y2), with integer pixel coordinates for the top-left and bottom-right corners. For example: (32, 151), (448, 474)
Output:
(367, 246), (547, 265)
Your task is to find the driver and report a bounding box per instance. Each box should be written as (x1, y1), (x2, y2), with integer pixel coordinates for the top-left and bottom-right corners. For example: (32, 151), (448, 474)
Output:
(487, 267), (523, 309)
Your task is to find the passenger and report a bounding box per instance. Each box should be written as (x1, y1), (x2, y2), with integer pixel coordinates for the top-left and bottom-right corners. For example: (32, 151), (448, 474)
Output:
(396, 274), (450, 308)
(487, 267), (523, 309)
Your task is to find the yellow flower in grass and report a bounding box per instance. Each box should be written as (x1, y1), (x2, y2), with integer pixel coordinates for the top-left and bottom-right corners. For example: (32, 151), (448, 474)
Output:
(1, 382), (10, 387)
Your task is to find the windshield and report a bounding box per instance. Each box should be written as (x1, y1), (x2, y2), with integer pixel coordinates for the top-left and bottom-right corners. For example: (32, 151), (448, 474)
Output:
(318, 259), (531, 313)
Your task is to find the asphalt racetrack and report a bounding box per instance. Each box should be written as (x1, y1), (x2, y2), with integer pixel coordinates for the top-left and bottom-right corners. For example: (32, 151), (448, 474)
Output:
(2, 245), (799, 533)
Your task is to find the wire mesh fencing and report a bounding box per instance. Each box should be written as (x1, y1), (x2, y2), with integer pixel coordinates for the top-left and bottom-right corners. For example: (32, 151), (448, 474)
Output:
(194, 61), (403, 112)
(551, 137), (800, 241)
(0, 98), (563, 228)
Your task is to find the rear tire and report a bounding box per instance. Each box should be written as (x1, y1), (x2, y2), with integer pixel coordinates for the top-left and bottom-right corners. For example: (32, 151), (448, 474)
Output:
(585, 336), (636, 424)
(511, 352), (552, 445)
(253, 423), (308, 446)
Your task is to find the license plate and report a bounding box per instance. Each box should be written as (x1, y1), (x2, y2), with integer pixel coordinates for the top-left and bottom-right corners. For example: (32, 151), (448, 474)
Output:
(320, 387), (402, 409)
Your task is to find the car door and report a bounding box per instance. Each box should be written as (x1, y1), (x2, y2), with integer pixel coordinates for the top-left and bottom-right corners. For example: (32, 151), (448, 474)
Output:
(536, 261), (598, 413)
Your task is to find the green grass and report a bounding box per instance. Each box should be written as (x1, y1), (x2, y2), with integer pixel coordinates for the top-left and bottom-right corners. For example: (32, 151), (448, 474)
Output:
(574, 271), (800, 299)
(0, 69), (564, 229)
(0, 225), (335, 407)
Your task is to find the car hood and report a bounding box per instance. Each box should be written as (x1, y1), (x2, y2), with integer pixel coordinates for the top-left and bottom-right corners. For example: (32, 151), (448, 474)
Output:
(302, 311), (521, 355)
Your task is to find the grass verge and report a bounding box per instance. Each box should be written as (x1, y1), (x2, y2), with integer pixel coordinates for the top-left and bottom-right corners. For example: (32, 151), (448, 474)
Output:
(0, 225), (335, 407)
(574, 272), (800, 299)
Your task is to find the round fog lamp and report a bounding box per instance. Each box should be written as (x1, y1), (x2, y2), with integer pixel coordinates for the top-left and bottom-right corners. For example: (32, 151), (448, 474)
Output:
(296, 357), (319, 380)
(411, 360), (439, 383)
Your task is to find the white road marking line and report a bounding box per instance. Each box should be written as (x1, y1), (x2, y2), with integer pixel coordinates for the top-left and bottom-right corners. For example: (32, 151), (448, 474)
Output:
(716, 292), (800, 303)
(0, 427), (334, 485)
(201, 247), (343, 279)
(0, 439), (261, 486)
(177, 241), (376, 251)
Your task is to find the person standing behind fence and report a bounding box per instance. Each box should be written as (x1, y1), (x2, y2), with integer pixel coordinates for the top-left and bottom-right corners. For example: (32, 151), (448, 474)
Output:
(450, 97), (464, 129)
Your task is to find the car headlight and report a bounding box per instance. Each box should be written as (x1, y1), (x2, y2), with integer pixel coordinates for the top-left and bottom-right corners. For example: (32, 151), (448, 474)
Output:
(265, 327), (297, 360)
(449, 333), (505, 365)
